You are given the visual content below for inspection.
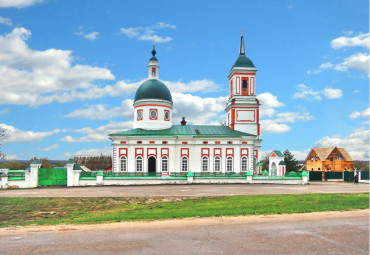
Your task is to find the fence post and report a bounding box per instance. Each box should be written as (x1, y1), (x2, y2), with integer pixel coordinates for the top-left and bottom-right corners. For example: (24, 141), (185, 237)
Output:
(1, 172), (8, 189)
(246, 170), (253, 184)
(187, 171), (194, 184)
(302, 171), (309, 185)
(30, 161), (42, 188)
(96, 170), (104, 186)
(66, 159), (75, 187)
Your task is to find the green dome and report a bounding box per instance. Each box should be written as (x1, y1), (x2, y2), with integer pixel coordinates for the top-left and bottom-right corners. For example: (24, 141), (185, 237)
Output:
(231, 55), (255, 70)
(135, 79), (173, 103)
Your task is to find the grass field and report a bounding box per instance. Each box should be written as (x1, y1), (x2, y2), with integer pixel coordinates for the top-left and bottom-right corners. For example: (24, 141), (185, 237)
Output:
(0, 193), (368, 227)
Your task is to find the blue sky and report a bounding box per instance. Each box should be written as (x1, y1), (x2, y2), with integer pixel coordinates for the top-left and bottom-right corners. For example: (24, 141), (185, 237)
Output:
(0, 0), (368, 160)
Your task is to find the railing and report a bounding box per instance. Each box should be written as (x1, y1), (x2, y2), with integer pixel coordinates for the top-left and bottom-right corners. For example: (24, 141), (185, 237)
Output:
(79, 171), (187, 179)
(193, 172), (247, 178)
(8, 170), (26, 180)
(253, 175), (301, 180)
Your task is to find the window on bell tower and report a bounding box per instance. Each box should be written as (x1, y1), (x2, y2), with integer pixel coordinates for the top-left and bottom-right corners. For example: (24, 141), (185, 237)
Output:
(152, 68), (156, 77)
(242, 79), (248, 94)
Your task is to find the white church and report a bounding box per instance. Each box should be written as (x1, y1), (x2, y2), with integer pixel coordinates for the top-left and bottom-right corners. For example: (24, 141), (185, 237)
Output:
(109, 34), (263, 175)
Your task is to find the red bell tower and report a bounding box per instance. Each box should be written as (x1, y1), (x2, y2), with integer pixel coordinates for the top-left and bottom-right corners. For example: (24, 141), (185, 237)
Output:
(225, 33), (260, 136)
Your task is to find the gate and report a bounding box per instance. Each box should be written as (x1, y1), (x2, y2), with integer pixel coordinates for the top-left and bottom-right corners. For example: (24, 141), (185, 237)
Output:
(38, 168), (67, 186)
(343, 171), (354, 182)
(309, 171), (322, 181)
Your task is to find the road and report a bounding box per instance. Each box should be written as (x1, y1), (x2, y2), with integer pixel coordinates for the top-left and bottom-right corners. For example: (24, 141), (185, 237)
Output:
(0, 182), (368, 197)
(1, 210), (368, 255)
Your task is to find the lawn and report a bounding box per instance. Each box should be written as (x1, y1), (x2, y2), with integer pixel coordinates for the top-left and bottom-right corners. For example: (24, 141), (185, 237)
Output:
(0, 193), (368, 227)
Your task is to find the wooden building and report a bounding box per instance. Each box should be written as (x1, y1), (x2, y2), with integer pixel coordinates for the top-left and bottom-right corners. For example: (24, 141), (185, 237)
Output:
(305, 147), (354, 172)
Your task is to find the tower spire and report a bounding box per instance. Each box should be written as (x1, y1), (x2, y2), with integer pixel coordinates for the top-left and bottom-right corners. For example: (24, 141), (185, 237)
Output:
(239, 31), (245, 56)
(151, 41), (156, 57)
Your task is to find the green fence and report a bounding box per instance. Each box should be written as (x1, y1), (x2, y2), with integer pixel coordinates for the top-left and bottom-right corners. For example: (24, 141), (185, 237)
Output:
(193, 172), (246, 178)
(343, 171), (354, 182)
(285, 171), (303, 177)
(253, 175), (301, 180)
(325, 172), (343, 180)
(361, 171), (369, 180)
(38, 168), (67, 186)
(8, 170), (25, 180)
(80, 171), (188, 180)
(309, 171), (323, 181)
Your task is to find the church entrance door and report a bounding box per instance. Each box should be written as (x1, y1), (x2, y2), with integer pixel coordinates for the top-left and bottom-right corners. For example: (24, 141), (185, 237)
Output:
(148, 156), (156, 175)
(271, 162), (277, 176)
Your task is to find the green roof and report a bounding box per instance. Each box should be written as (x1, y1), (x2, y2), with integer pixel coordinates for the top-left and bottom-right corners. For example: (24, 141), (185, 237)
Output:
(279, 160), (286, 166)
(231, 55), (255, 70)
(67, 158), (76, 164)
(110, 125), (255, 137)
(134, 79), (172, 103)
(272, 150), (284, 157)
(73, 164), (83, 170)
(149, 56), (158, 61)
(257, 162), (263, 166)
(31, 159), (42, 164)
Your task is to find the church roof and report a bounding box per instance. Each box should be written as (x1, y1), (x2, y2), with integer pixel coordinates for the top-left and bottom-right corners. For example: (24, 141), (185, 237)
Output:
(271, 150), (284, 157)
(134, 79), (173, 103)
(230, 34), (256, 70)
(110, 125), (255, 138)
(305, 147), (353, 161)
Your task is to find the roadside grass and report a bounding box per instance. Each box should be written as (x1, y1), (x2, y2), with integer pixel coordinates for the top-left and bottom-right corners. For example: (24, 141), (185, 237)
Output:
(0, 193), (368, 227)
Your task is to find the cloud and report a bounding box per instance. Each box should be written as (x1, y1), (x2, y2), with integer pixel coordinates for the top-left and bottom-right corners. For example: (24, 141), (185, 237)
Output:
(38, 144), (59, 152)
(330, 33), (370, 49)
(293, 84), (342, 101)
(315, 128), (369, 160)
(75, 27), (99, 40)
(0, 0), (43, 8)
(64, 99), (134, 120)
(257, 92), (284, 118)
(0, 16), (12, 26)
(0, 123), (60, 143)
(120, 22), (176, 43)
(61, 121), (133, 143)
(323, 88), (343, 99)
(0, 27), (114, 106)
(333, 52), (369, 73)
(63, 146), (111, 158)
(349, 108), (370, 120)
(0, 108), (10, 115)
(172, 93), (227, 125)
(260, 111), (313, 134)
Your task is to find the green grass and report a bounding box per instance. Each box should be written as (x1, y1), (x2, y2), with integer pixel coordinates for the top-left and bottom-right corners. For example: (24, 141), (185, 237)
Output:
(0, 193), (368, 227)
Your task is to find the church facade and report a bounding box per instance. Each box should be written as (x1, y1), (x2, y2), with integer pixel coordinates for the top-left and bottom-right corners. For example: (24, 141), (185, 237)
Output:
(109, 34), (262, 174)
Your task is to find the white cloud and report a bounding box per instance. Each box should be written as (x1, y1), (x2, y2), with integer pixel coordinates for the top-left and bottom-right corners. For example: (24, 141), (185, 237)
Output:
(350, 108), (370, 120)
(61, 121), (133, 143)
(0, 27), (114, 106)
(84, 32), (99, 40)
(349, 111), (361, 119)
(120, 22), (176, 43)
(315, 128), (369, 160)
(0, 16), (12, 26)
(293, 84), (342, 101)
(0, 123), (60, 143)
(293, 84), (322, 101)
(260, 111), (313, 134)
(330, 33), (370, 49)
(323, 88), (343, 99)
(319, 62), (333, 69)
(260, 120), (291, 133)
(64, 99), (134, 120)
(0, 0), (43, 8)
(172, 93), (227, 125)
(333, 52), (369, 73)
(63, 146), (111, 158)
(38, 144), (59, 152)
(258, 92), (284, 118)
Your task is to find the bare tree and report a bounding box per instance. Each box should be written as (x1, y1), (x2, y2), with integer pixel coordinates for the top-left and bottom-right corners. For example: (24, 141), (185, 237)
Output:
(0, 126), (9, 160)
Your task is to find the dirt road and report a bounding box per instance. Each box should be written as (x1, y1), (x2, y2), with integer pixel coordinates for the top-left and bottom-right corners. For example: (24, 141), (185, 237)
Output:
(1, 210), (368, 255)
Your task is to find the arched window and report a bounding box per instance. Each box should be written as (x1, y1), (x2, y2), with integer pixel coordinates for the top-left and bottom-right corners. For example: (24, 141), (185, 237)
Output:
(181, 157), (188, 172)
(214, 156), (221, 172)
(152, 68), (156, 77)
(120, 156), (127, 172)
(242, 80), (248, 93)
(226, 156), (233, 172)
(241, 157), (248, 172)
(162, 156), (168, 172)
(136, 156), (143, 172)
(202, 156), (209, 172)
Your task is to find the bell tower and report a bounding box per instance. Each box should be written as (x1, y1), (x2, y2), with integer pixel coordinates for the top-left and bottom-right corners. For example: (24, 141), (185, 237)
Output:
(148, 44), (159, 79)
(225, 33), (260, 136)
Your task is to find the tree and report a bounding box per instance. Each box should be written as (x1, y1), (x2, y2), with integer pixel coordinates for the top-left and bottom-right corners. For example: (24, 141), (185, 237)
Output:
(0, 125), (9, 160)
(261, 154), (269, 172)
(284, 150), (299, 172)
